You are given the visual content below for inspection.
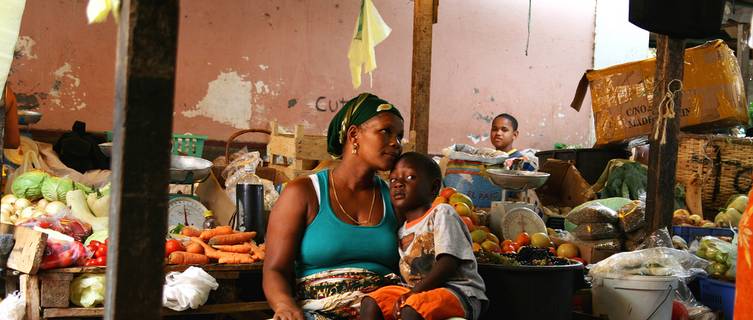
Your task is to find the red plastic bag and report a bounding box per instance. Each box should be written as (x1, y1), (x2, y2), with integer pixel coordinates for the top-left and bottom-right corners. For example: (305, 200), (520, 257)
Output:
(40, 239), (86, 270)
(18, 214), (92, 243)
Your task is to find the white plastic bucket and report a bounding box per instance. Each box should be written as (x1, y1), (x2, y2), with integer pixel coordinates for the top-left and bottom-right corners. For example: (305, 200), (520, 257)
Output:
(592, 275), (678, 320)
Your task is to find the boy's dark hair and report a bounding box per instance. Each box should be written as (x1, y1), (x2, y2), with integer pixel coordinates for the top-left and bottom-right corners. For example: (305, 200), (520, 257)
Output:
(396, 152), (442, 187)
(493, 113), (518, 131)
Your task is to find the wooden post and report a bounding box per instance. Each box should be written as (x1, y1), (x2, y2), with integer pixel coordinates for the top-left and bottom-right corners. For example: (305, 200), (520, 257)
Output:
(410, 0), (437, 154)
(645, 35), (686, 232)
(105, 1), (179, 319)
(737, 23), (750, 97)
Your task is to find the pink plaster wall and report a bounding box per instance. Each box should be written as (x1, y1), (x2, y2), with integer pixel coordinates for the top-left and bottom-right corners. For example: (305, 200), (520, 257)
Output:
(9, 0), (595, 153)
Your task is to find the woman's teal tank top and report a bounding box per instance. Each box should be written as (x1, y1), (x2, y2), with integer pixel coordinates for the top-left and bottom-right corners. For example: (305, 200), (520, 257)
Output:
(296, 169), (399, 277)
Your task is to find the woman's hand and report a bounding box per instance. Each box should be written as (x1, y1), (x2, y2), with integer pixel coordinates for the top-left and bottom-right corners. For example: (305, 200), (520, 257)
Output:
(273, 304), (305, 320)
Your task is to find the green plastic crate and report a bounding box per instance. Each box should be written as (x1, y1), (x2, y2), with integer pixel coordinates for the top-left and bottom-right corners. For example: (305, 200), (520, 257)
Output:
(105, 131), (208, 157)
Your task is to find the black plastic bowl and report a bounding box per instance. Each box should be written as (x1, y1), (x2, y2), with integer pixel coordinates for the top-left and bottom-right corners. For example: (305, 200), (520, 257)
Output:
(478, 262), (586, 320)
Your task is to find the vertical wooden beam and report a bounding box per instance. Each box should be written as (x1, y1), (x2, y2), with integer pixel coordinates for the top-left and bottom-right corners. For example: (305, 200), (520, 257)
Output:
(105, 1), (179, 319)
(645, 35), (686, 232)
(410, 0), (437, 154)
(737, 23), (750, 97)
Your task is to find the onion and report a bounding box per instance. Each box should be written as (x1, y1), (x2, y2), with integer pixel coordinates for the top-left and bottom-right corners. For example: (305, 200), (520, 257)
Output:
(36, 199), (49, 211)
(1, 194), (17, 205)
(20, 206), (35, 220)
(14, 198), (31, 211)
(45, 201), (67, 215)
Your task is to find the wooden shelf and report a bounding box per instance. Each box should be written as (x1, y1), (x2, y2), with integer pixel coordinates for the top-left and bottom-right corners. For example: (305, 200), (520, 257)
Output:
(43, 302), (271, 318)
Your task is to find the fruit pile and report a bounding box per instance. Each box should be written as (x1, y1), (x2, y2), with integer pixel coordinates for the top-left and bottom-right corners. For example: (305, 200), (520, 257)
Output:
(433, 187), (481, 227)
(473, 230), (583, 266)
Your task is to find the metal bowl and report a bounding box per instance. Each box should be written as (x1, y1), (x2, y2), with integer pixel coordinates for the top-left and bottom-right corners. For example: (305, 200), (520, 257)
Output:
(486, 169), (550, 191)
(170, 155), (213, 184)
(98, 142), (113, 157)
(18, 110), (42, 125)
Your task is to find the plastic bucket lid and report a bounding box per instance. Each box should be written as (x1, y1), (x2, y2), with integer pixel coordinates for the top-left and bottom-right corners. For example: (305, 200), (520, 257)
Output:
(593, 275), (678, 320)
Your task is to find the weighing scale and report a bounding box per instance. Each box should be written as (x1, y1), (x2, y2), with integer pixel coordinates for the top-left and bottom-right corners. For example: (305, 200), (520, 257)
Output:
(167, 155), (213, 230)
(486, 169), (550, 240)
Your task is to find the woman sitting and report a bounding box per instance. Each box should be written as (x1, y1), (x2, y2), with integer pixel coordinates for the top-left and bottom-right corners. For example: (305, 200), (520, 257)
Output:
(263, 93), (405, 320)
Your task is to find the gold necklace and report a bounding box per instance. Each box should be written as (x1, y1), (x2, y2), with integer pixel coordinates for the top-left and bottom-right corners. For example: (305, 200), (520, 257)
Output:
(330, 170), (376, 225)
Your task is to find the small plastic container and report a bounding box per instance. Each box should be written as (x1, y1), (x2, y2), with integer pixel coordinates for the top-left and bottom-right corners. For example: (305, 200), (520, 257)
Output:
(202, 210), (218, 230)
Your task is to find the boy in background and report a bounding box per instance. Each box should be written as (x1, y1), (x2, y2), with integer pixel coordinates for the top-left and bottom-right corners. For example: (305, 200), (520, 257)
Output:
(360, 152), (486, 320)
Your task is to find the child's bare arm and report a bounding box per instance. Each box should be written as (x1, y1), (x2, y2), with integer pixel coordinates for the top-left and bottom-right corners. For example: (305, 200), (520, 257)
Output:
(411, 253), (461, 293)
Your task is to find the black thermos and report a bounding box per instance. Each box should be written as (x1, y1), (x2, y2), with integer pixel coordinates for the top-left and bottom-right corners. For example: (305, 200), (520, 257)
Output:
(236, 183), (266, 240)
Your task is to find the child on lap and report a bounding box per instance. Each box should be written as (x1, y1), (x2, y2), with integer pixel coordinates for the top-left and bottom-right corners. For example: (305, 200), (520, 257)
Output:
(361, 152), (487, 320)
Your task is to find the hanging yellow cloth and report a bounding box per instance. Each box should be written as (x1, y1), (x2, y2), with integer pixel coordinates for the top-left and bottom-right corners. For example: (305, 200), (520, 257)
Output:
(86, 0), (120, 24)
(347, 0), (391, 89)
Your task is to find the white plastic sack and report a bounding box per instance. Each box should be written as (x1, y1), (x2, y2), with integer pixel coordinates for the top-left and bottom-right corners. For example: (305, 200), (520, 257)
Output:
(70, 274), (106, 307)
(442, 144), (508, 164)
(0, 291), (25, 320)
(162, 266), (219, 311)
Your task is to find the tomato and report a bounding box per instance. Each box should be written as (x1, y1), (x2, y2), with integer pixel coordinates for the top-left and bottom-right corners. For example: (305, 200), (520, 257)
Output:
(89, 240), (102, 248)
(95, 245), (108, 259)
(516, 232), (531, 246)
(502, 244), (516, 254)
(104, 239), (109, 246)
(512, 242), (521, 252)
(84, 259), (98, 267)
(94, 256), (106, 266)
(165, 239), (185, 257)
(38, 221), (52, 229)
(548, 247), (556, 255)
(501, 239), (513, 248)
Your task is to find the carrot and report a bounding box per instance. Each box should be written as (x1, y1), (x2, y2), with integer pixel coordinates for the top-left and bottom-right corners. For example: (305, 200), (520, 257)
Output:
(218, 253), (255, 264)
(181, 226), (202, 237)
(199, 226), (234, 241)
(167, 251), (209, 265)
(250, 243), (266, 260)
(208, 232), (256, 245)
(212, 243), (253, 253)
(190, 237), (222, 259)
(186, 242), (204, 254)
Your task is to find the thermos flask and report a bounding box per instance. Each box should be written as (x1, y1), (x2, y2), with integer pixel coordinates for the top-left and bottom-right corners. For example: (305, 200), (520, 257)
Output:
(235, 183), (266, 240)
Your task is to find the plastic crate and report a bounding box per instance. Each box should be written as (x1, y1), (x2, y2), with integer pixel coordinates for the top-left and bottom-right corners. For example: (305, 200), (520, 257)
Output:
(535, 148), (631, 185)
(105, 131), (208, 157)
(671, 226), (735, 244)
(698, 277), (735, 320)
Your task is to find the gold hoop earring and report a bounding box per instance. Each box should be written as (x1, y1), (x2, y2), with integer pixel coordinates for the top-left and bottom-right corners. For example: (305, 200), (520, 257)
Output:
(352, 143), (358, 154)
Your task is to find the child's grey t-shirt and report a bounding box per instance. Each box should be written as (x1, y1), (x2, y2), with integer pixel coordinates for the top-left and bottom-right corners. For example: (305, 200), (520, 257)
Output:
(397, 203), (487, 302)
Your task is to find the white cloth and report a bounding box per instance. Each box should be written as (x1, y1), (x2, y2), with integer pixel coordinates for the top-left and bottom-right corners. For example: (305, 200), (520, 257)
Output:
(0, 291), (26, 320)
(162, 266), (219, 311)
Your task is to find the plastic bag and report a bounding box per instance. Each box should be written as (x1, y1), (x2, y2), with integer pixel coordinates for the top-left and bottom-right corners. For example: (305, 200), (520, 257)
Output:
(573, 223), (618, 240)
(617, 200), (646, 232)
(441, 144), (508, 164)
(0, 291), (25, 320)
(588, 247), (710, 279)
(222, 151), (262, 182)
(634, 227), (674, 251)
(162, 266), (218, 311)
(18, 210), (92, 242)
(40, 239), (86, 270)
(696, 236), (736, 280)
(566, 203), (618, 225)
(549, 229), (575, 246)
(70, 274), (105, 307)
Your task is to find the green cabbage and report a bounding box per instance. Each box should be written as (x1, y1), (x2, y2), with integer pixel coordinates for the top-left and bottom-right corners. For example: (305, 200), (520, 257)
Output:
(70, 274), (106, 307)
(41, 177), (75, 203)
(84, 229), (108, 246)
(11, 171), (49, 200)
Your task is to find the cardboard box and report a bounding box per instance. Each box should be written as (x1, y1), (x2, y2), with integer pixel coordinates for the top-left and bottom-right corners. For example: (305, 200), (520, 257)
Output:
(571, 40), (749, 146)
(538, 159), (596, 208)
(574, 240), (621, 264)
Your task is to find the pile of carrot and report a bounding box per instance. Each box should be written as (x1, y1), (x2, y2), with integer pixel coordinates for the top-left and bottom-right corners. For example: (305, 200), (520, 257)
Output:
(167, 226), (265, 265)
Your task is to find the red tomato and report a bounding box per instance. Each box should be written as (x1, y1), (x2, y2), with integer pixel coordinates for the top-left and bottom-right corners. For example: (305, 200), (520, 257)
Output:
(104, 239), (109, 246)
(94, 256), (106, 266)
(548, 247), (556, 255)
(672, 301), (689, 320)
(516, 233), (531, 246)
(84, 259), (98, 267)
(502, 244), (516, 254)
(89, 240), (102, 248)
(95, 245), (108, 259)
(165, 240), (185, 257)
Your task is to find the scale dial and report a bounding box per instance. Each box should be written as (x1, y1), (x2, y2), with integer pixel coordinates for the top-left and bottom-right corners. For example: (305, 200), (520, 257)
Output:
(500, 207), (547, 240)
(167, 197), (207, 230)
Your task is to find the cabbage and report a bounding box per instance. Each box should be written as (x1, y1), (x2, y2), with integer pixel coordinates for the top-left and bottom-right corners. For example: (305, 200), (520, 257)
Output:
(84, 229), (108, 246)
(70, 274), (106, 307)
(11, 171), (49, 200)
(41, 177), (75, 203)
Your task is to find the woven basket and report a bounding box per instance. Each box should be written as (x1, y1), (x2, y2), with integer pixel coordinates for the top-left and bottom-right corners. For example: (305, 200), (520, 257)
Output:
(211, 128), (272, 186)
(677, 134), (753, 211)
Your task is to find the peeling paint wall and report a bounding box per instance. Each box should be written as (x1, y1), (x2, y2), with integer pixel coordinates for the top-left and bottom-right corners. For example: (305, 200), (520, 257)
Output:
(10, 0), (596, 153)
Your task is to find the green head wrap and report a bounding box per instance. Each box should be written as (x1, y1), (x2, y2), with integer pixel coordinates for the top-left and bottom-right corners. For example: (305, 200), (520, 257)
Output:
(327, 93), (403, 157)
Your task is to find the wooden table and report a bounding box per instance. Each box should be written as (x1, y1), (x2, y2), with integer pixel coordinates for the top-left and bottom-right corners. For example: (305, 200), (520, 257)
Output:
(11, 263), (270, 320)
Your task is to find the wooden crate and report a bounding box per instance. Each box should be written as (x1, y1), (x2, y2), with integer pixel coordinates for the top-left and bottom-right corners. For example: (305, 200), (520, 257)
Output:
(16, 264), (269, 320)
(267, 120), (329, 180)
